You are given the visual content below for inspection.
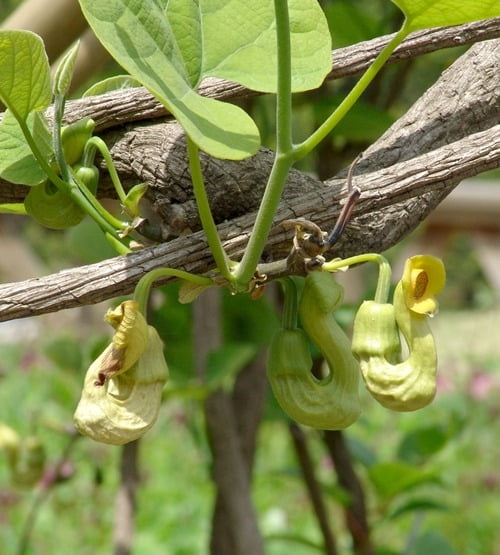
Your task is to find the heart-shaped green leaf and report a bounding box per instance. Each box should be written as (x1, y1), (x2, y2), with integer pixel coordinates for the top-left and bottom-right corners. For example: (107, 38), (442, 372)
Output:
(78, 0), (331, 160)
(0, 110), (52, 185)
(166, 0), (332, 93)
(392, 0), (500, 31)
(79, 0), (258, 160)
(0, 30), (52, 120)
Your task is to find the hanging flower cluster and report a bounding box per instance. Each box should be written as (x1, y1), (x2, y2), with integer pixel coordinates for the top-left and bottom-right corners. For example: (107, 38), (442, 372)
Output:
(72, 252), (445, 444)
(267, 254), (446, 429)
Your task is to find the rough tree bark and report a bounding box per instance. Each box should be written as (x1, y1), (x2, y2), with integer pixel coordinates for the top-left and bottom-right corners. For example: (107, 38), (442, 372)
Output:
(193, 288), (265, 555)
(0, 24), (499, 320)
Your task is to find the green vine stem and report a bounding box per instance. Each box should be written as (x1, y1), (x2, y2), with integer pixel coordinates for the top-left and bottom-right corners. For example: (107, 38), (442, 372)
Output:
(186, 136), (233, 281)
(71, 171), (128, 233)
(292, 26), (409, 160)
(83, 136), (128, 205)
(232, 0), (294, 287)
(322, 253), (392, 304)
(0, 203), (26, 215)
(52, 93), (71, 184)
(280, 277), (299, 330)
(133, 268), (213, 315)
(234, 16), (409, 287)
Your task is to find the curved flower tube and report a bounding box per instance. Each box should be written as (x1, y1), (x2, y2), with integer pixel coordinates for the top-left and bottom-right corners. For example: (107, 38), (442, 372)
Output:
(74, 300), (168, 445)
(352, 255), (445, 411)
(267, 272), (361, 429)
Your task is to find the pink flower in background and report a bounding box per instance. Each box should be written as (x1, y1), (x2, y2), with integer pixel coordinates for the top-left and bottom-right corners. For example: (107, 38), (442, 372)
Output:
(468, 371), (497, 400)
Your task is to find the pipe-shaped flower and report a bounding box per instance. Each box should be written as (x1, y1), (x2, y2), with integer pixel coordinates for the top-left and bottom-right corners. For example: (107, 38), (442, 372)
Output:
(74, 300), (168, 445)
(268, 272), (361, 429)
(352, 256), (445, 411)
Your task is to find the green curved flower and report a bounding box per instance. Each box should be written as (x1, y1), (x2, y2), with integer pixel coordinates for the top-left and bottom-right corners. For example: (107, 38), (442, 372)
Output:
(352, 255), (446, 412)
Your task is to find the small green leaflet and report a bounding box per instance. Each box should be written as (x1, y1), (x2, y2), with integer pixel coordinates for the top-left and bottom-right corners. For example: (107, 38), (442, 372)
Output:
(0, 30), (53, 185)
(53, 41), (80, 96)
(0, 30), (52, 120)
(368, 461), (442, 501)
(83, 75), (142, 97)
(0, 110), (52, 185)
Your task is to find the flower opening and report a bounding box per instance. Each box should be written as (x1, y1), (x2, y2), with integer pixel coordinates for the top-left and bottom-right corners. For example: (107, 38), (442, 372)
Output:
(401, 255), (445, 315)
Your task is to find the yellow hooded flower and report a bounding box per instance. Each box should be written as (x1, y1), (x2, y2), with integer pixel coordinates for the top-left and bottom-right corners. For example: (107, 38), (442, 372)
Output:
(401, 255), (446, 316)
(74, 300), (169, 445)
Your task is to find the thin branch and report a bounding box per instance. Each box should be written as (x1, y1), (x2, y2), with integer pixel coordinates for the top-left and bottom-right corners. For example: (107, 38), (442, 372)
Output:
(208, 349), (268, 551)
(114, 440), (140, 555)
(205, 388), (265, 555)
(231, 349), (269, 475)
(193, 288), (265, 555)
(323, 431), (372, 555)
(288, 423), (338, 555)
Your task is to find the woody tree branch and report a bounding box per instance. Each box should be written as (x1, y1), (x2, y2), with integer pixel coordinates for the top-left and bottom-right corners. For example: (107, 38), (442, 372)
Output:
(0, 30), (499, 321)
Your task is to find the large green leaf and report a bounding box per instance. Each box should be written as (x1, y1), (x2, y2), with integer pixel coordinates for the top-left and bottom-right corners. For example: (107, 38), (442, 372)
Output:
(0, 110), (52, 185)
(78, 0), (257, 159)
(368, 461), (442, 501)
(0, 30), (52, 120)
(397, 424), (449, 463)
(78, 0), (331, 159)
(166, 0), (332, 93)
(392, 0), (500, 31)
